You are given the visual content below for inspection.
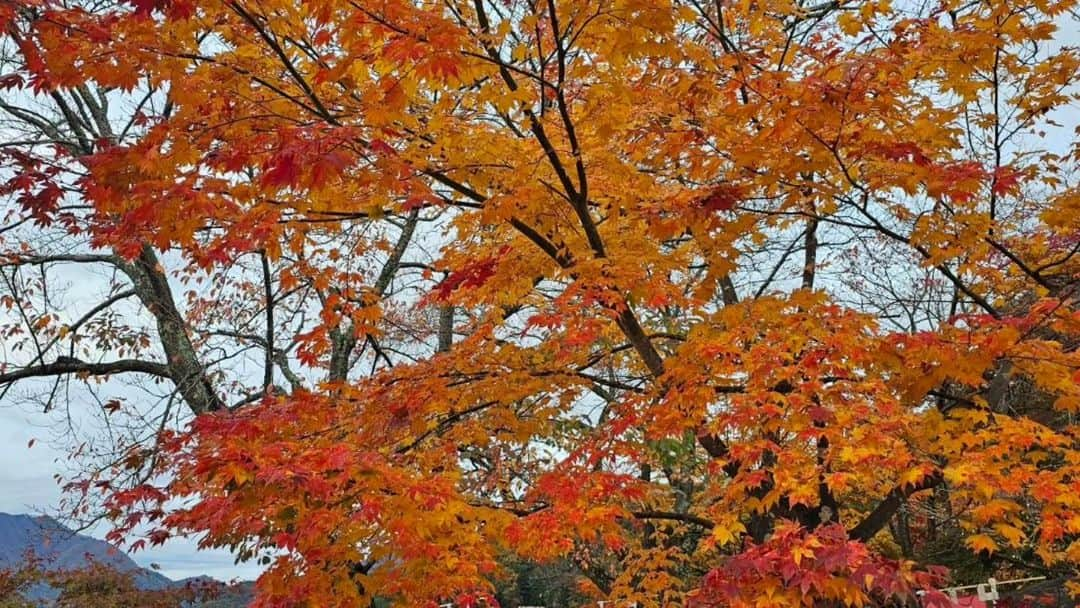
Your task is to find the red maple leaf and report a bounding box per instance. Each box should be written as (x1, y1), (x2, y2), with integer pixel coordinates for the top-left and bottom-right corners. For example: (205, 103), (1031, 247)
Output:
(434, 246), (511, 300)
(991, 165), (1023, 196)
(697, 184), (744, 212)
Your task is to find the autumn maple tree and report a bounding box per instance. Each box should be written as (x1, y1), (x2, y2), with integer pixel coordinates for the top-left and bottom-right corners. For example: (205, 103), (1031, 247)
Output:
(1, 0), (1079, 606)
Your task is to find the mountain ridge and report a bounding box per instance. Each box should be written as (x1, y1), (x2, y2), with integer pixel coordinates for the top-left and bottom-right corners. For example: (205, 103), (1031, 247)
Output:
(0, 512), (173, 590)
(0, 512), (251, 606)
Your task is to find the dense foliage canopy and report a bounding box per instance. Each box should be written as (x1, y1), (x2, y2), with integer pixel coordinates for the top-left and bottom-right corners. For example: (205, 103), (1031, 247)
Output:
(1, 0), (1079, 606)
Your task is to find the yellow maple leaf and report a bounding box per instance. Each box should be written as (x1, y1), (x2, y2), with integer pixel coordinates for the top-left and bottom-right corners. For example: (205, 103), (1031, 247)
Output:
(966, 534), (998, 554)
(838, 13), (863, 36)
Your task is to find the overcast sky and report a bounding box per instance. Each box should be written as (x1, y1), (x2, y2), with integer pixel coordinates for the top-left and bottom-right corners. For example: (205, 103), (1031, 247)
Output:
(0, 402), (265, 581)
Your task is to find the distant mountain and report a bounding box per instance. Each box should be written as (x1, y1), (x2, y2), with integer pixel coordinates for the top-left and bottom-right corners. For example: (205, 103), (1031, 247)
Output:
(0, 512), (251, 606)
(0, 512), (173, 591)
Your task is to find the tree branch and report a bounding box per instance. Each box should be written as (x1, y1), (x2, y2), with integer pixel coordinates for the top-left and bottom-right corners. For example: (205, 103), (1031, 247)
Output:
(848, 469), (944, 542)
(631, 510), (715, 529)
(0, 358), (171, 385)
